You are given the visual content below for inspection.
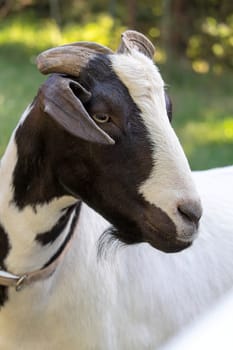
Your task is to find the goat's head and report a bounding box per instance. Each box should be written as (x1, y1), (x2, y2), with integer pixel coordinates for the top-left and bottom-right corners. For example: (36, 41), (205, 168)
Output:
(35, 31), (202, 253)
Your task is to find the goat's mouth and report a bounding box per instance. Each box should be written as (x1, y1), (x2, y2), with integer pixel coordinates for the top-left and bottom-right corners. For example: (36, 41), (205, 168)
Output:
(146, 233), (193, 253)
(143, 220), (193, 253)
(103, 221), (193, 254)
(135, 202), (198, 253)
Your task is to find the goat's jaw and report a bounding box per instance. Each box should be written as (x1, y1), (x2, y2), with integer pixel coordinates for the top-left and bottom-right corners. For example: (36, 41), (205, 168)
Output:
(139, 181), (202, 252)
(136, 202), (198, 253)
(142, 220), (195, 253)
(146, 234), (193, 253)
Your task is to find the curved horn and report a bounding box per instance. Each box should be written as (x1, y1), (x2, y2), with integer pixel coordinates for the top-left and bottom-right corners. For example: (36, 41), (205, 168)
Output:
(61, 41), (113, 54)
(117, 30), (155, 59)
(36, 46), (94, 76)
(36, 42), (113, 76)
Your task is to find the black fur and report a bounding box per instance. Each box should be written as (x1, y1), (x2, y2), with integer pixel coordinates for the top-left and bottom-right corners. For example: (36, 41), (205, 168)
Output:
(11, 54), (183, 253)
(0, 223), (10, 307)
(165, 93), (173, 122)
(36, 204), (77, 245)
(43, 203), (81, 268)
(13, 108), (66, 209)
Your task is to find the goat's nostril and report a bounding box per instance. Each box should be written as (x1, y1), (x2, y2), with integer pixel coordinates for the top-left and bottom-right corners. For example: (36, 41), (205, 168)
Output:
(178, 201), (202, 225)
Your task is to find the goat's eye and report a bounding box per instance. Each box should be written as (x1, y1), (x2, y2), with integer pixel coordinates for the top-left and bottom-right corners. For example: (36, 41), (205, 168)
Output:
(92, 113), (110, 124)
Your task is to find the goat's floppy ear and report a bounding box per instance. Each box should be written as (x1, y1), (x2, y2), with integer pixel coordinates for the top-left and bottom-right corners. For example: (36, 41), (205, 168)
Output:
(40, 75), (115, 145)
(165, 93), (173, 122)
(117, 30), (155, 60)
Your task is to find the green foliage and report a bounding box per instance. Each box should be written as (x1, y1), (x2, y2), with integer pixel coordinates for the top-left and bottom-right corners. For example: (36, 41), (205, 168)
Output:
(0, 13), (232, 170)
(187, 15), (233, 73)
(162, 64), (233, 169)
(0, 12), (125, 53)
(0, 45), (44, 156)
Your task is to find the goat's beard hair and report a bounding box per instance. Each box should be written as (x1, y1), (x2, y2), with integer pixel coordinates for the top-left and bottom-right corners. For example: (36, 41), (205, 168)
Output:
(97, 226), (126, 260)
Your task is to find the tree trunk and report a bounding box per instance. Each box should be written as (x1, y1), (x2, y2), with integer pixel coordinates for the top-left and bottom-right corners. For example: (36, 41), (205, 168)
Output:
(49, 0), (62, 28)
(0, 0), (13, 19)
(127, 0), (137, 29)
(170, 0), (189, 54)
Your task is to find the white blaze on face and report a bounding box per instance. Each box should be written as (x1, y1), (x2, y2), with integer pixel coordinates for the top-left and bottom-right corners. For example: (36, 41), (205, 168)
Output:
(111, 50), (201, 240)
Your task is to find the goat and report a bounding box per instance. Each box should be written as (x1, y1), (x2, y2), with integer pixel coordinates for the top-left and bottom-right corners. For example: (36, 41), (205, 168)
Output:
(0, 30), (232, 350)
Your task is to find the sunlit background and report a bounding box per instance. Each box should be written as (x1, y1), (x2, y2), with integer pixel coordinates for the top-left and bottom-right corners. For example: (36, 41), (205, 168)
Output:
(0, 0), (232, 169)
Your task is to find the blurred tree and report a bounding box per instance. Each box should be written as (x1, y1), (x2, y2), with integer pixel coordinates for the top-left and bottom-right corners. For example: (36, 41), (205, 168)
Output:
(0, 0), (12, 18)
(0, 0), (19, 18)
(49, 0), (61, 27)
(0, 0), (232, 72)
(109, 0), (116, 18)
(127, 0), (137, 28)
(170, 0), (190, 53)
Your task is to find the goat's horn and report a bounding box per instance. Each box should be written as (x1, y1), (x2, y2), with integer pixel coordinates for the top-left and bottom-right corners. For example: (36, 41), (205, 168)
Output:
(36, 42), (113, 76)
(117, 30), (155, 59)
(61, 41), (113, 54)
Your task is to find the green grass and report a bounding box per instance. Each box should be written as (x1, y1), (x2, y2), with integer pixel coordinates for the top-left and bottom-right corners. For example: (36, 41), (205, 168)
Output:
(0, 15), (232, 170)
(0, 45), (45, 155)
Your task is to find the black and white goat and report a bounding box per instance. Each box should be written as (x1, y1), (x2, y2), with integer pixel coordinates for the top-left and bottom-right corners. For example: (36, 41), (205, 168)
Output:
(0, 31), (232, 349)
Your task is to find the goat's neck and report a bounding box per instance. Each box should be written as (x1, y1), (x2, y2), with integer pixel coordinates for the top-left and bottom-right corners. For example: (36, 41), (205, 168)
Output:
(0, 109), (77, 275)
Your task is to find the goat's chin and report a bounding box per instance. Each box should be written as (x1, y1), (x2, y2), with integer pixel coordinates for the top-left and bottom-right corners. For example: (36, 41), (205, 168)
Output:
(142, 224), (194, 253)
(98, 225), (192, 256)
(146, 236), (193, 253)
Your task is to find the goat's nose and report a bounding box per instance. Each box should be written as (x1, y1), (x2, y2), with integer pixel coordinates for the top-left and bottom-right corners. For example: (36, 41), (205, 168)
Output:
(178, 200), (202, 226)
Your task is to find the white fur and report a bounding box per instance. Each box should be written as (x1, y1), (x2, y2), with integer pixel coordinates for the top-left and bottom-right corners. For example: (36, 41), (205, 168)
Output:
(0, 138), (76, 273)
(1, 53), (232, 349)
(1, 166), (233, 349)
(111, 51), (201, 242)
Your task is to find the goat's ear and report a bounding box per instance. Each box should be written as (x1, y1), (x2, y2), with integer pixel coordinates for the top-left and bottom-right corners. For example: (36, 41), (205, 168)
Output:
(165, 93), (173, 122)
(40, 75), (115, 145)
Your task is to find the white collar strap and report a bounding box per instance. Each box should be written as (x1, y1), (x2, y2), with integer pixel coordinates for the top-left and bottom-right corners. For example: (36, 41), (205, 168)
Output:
(0, 202), (81, 292)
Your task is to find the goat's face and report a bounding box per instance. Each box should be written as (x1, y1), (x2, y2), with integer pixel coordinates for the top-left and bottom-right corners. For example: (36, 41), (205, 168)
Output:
(37, 31), (202, 253)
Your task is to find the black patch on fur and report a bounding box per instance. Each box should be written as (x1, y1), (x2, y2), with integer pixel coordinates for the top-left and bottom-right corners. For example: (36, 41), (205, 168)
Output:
(43, 202), (81, 268)
(0, 286), (7, 309)
(54, 56), (179, 252)
(12, 103), (66, 209)
(97, 226), (125, 260)
(36, 204), (76, 245)
(165, 93), (173, 122)
(11, 54), (180, 254)
(0, 223), (10, 308)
